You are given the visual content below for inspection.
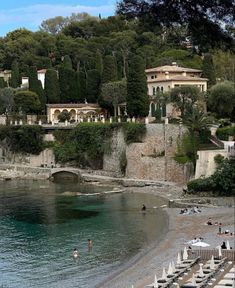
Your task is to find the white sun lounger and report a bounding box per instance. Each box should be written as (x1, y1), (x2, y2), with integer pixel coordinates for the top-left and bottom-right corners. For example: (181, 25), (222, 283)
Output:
(229, 267), (235, 273)
(224, 273), (235, 280)
(214, 286), (232, 288)
(218, 279), (235, 286)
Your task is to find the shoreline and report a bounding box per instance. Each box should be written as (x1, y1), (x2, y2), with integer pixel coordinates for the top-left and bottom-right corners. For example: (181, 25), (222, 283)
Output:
(97, 187), (234, 288)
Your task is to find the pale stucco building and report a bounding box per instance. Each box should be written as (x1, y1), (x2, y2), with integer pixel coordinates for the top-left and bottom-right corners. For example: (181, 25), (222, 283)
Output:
(145, 63), (208, 117)
(21, 69), (47, 89)
(46, 103), (103, 123)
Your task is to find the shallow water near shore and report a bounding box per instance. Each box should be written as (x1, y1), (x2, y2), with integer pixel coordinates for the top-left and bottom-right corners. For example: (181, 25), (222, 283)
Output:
(0, 180), (168, 288)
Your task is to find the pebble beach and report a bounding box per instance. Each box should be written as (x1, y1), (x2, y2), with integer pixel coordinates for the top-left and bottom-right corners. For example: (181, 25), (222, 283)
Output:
(98, 186), (235, 288)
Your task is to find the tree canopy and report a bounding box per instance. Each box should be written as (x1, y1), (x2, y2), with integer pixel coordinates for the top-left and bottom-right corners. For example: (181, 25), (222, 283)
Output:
(117, 0), (235, 50)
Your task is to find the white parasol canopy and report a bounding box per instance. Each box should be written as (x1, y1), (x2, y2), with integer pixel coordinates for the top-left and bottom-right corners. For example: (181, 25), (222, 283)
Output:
(192, 241), (210, 248)
(183, 247), (188, 260)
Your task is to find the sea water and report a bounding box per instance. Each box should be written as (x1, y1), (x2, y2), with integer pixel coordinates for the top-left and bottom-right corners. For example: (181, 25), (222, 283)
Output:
(0, 180), (168, 288)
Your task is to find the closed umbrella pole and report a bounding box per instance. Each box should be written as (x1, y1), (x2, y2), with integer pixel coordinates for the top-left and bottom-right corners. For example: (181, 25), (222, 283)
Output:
(153, 275), (158, 288)
(177, 252), (182, 265)
(162, 267), (167, 280)
(183, 246), (188, 260)
(168, 262), (173, 275)
(171, 261), (176, 273)
(226, 240), (230, 250)
(199, 263), (204, 277)
(210, 255), (215, 270)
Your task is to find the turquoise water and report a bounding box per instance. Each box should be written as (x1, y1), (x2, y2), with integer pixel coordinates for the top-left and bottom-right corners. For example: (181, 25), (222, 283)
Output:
(0, 180), (168, 288)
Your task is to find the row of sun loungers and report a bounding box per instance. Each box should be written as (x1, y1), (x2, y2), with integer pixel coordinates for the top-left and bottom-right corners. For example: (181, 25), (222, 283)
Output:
(146, 253), (200, 288)
(214, 265), (235, 288)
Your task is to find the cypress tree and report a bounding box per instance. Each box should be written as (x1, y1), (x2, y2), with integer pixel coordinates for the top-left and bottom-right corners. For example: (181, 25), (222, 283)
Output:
(11, 59), (21, 88)
(126, 55), (149, 117)
(202, 53), (216, 87)
(63, 55), (73, 70)
(95, 50), (103, 75)
(86, 69), (101, 103)
(29, 66), (46, 111)
(45, 69), (60, 103)
(102, 55), (118, 83)
(0, 77), (7, 88)
(78, 71), (87, 103)
(59, 67), (78, 103)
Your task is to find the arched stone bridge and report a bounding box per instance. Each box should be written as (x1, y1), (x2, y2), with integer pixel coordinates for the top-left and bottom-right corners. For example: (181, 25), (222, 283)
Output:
(50, 168), (83, 182)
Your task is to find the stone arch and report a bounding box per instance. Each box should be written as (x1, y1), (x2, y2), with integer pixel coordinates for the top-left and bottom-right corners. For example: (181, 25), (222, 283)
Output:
(69, 109), (76, 121)
(150, 102), (156, 117)
(54, 109), (61, 121)
(51, 170), (82, 183)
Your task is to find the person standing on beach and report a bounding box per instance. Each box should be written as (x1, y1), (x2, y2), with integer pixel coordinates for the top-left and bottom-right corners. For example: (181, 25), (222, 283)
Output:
(141, 204), (146, 212)
(219, 223), (222, 234)
(88, 239), (93, 251)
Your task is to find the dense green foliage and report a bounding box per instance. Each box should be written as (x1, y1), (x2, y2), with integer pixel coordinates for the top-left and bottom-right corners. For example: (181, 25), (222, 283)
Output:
(0, 78), (7, 88)
(0, 125), (44, 154)
(63, 55), (73, 70)
(86, 69), (101, 103)
(187, 157), (235, 196)
(126, 55), (149, 117)
(45, 69), (60, 103)
(117, 0), (235, 51)
(208, 81), (235, 118)
(216, 126), (235, 141)
(123, 122), (146, 144)
(202, 54), (216, 87)
(10, 60), (21, 88)
(0, 88), (15, 117)
(102, 55), (118, 83)
(14, 91), (40, 114)
(53, 122), (146, 168)
(59, 67), (77, 103)
(57, 111), (70, 122)
(28, 66), (46, 110)
(170, 86), (200, 119)
(101, 80), (127, 117)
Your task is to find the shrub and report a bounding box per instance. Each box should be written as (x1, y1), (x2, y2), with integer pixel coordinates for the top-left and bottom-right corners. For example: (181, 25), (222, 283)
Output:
(123, 123), (146, 144)
(214, 154), (224, 165)
(58, 111), (70, 122)
(216, 126), (235, 141)
(187, 177), (214, 193)
(0, 125), (44, 154)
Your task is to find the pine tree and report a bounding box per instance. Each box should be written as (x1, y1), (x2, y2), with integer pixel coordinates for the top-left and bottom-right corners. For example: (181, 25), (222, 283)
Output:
(95, 50), (103, 75)
(10, 59), (21, 88)
(86, 69), (101, 103)
(63, 55), (73, 70)
(202, 53), (216, 87)
(126, 55), (149, 117)
(29, 66), (46, 111)
(102, 55), (118, 83)
(45, 69), (60, 103)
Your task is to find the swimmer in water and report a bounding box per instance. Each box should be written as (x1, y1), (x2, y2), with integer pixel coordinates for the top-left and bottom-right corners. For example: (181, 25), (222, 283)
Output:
(73, 248), (78, 258)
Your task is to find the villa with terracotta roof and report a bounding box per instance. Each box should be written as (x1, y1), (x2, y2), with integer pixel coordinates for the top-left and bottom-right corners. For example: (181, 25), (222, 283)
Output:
(146, 63), (208, 118)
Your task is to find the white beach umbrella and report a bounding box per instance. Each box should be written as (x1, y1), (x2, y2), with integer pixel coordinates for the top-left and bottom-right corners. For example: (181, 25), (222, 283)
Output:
(162, 267), (167, 280)
(226, 240), (230, 250)
(153, 275), (158, 288)
(191, 273), (196, 286)
(168, 262), (173, 275)
(192, 241), (210, 248)
(171, 261), (176, 273)
(183, 247), (188, 260)
(199, 263), (204, 277)
(131, 285), (134, 288)
(217, 246), (222, 257)
(210, 255), (215, 270)
(177, 252), (182, 265)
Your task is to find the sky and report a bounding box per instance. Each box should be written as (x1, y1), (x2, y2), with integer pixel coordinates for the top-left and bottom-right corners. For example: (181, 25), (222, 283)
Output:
(0, 0), (116, 36)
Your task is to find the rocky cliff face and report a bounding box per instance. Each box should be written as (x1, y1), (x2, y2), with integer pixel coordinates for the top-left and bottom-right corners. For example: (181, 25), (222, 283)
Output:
(103, 124), (193, 184)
